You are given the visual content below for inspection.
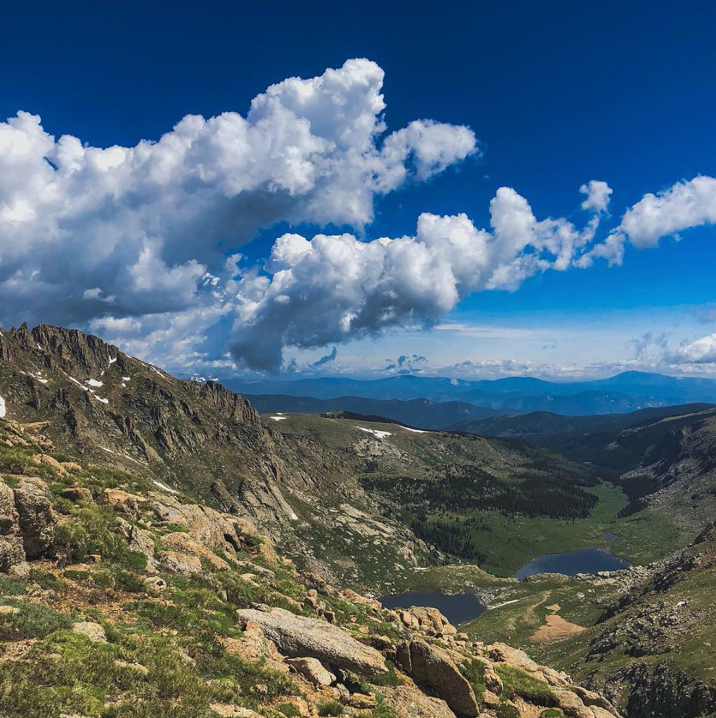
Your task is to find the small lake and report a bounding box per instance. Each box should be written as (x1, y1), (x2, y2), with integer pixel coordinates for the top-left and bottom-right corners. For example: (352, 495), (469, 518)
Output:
(379, 590), (486, 625)
(514, 547), (631, 581)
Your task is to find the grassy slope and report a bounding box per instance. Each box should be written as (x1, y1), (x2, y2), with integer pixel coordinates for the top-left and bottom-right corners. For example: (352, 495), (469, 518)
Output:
(267, 414), (683, 580)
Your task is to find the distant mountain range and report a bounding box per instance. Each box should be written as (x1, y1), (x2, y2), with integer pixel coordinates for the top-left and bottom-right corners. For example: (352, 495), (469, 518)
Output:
(244, 394), (509, 430)
(223, 371), (716, 417)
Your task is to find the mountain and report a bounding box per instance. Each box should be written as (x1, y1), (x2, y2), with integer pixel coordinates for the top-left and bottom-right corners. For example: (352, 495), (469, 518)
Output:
(224, 372), (716, 416)
(0, 323), (601, 588)
(3, 323), (716, 717)
(0, 419), (623, 718)
(244, 394), (511, 430)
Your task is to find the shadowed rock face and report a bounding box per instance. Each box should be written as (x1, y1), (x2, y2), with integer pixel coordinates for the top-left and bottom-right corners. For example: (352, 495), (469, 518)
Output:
(0, 323), (297, 529)
(236, 607), (388, 676)
(408, 639), (480, 717)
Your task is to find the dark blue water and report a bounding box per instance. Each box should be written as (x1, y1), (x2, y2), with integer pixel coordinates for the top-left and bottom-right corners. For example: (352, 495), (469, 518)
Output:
(514, 547), (631, 580)
(379, 590), (486, 625)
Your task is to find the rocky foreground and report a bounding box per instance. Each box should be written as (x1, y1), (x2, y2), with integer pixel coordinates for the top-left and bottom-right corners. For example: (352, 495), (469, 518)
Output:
(0, 419), (619, 718)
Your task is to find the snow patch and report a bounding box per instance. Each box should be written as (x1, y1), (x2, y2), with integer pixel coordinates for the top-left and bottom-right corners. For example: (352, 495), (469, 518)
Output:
(122, 376), (131, 381)
(108, 357), (117, 365)
(98, 446), (147, 466)
(152, 480), (179, 495)
(93, 396), (109, 405)
(68, 376), (89, 391)
(0, 395), (6, 419)
(290, 512), (298, 521)
(270, 416), (287, 421)
(402, 426), (427, 433)
(87, 379), (103, 387)
(357, 426), (392, 440)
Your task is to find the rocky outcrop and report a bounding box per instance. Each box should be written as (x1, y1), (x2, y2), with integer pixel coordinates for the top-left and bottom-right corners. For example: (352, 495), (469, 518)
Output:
(0, 476), (56, 570)
(12, 477), (55, 558)
(406, 638), (480, 717)
(0, 323), (297, 530)
(380, 685), (456, 718)
(285, 657), (336, 687)
(0, 482), (24, 571)
(235, 607), (388, 676)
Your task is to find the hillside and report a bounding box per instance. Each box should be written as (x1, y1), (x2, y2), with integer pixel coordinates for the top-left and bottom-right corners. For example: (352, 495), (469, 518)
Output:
(0, 418), (623, 718)
(243, 394), (509, 431)
(0, 323), (610, 589)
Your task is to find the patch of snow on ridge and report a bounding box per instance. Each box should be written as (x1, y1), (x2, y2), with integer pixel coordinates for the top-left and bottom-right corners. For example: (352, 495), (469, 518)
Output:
(402, 426), (427, 433)
(290, 512), (298, 521)
(0, 395), (6, 418)
(270, 416), (287, 421)
(68, 376), (89, 391)
(356, 426), (392, 439)
(122, 377), (130, 381)
(108, 357), (117, 365)
(152, 480), (179, 494)
(93, 396), (109, 405)
(87, 379), (103, 387)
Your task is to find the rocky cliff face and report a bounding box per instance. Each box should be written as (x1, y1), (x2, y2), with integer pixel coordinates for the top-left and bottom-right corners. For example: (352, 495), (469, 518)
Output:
(0, 323), (299, 529)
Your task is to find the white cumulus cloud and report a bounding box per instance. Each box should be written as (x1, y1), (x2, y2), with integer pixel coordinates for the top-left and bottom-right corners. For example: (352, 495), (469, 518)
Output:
(228, 184), (613, 371)
(0, 59), (476, 330)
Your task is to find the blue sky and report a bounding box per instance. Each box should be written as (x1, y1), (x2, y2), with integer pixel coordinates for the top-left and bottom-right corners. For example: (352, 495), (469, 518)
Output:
(1, 1), (715, 378)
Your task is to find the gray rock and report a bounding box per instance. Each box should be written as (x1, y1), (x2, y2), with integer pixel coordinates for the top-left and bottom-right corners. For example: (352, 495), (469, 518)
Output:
(236, 607), (387, 676)
(156, 550), (203, 576)
(286, 656), (336, 686)
(0, 482), (26, 572)
(116, 517), (157, 572)
(12, 477), (55, 559)
(380, 685), (456, 718)
(72, 621), (107, 643)
(409, 638), (479, 717)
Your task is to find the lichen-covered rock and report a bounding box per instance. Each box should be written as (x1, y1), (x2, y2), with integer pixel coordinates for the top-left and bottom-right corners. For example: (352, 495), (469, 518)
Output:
(156, 550), (203, 576)
(0, 482), (24, 571)
(160, 531), (230, 570)
(286, 656), (336, 687)
(380, 685), (456, 718)
(12, 477), (55, 559)
(116, 517), (157, 572)
(72, 621), (107, 643)
(59, 484), (93, 503)
(236, 607), (387, 676)
(409, 638), (479, 717)
(98, 489), (142, 518)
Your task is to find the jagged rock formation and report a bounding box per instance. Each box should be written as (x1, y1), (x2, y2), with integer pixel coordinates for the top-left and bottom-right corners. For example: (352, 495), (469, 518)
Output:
(0, 323), (298, 528)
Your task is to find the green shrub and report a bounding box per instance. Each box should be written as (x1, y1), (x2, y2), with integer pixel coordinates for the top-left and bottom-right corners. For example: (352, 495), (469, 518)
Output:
(0, 601), (72, 641)
(126, 550), (149, 571)
(496, 704), (521, 718)
(540, 710), (565, 717)
(278, 704), (301, 717)
(459, 658), (487, 701)
(371, 661), (403, 687)
(317, 700), (344, 716)
(495, 665), (557, 706)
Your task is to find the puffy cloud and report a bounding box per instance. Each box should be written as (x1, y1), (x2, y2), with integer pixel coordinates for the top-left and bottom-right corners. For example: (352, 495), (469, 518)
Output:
(580, 180), (613, 213)
(576, 175), (716, 267)
(0, 59), (476, 331)
(620, 176), (716, 248)
(676, 334), (716, 364)
(229, 184), (613, 371)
